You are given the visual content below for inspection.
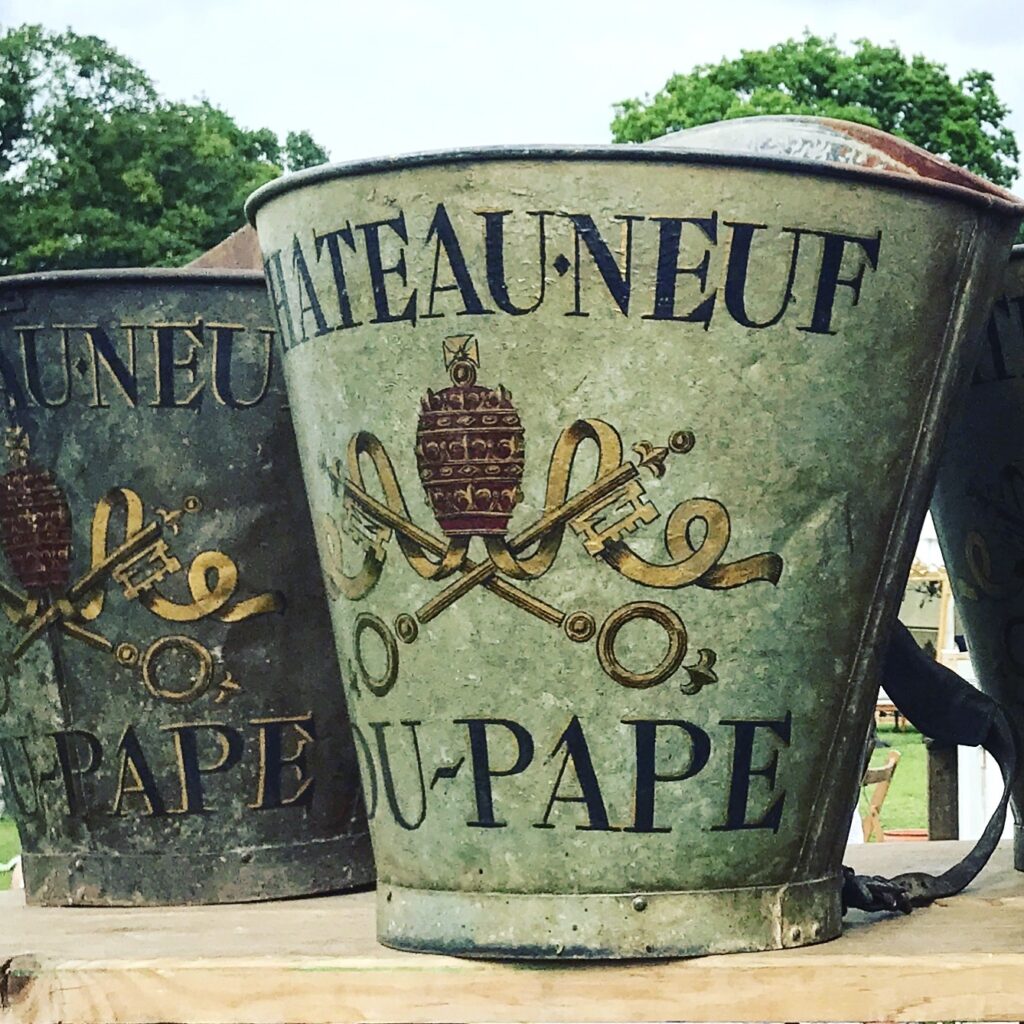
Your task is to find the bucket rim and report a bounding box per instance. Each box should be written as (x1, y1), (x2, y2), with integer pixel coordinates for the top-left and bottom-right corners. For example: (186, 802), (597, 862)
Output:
(245, 142), (1024, 225)
(0, 267), (264, 290)
(1012, 244), (1024, 260)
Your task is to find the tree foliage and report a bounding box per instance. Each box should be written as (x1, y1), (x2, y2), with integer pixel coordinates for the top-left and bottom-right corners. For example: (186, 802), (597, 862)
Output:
(611, 34), (1019, 188)
(0, 25), (331, 272)
(284, 130), (330, 173)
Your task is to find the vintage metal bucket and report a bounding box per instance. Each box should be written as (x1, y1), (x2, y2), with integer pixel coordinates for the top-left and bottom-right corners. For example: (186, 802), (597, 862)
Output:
(931, 245), (1024, 870)
(246, 122), (1023, 957)
(0, 268), (373, 905)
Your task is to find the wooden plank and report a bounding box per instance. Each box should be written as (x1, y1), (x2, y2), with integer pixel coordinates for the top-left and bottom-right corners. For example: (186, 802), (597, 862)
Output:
(1, 841), (1021, 1024)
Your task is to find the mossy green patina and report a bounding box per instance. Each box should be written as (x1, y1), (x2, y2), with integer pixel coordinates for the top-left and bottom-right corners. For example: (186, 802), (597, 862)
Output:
(249, 128), (1023, 956)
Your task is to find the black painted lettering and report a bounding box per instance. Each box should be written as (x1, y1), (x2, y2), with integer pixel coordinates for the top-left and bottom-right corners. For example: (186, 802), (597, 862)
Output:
(713, 713), (792, 833)
(357, 213), (417, 325)
(250, 714), (316, 810)
(86, 326), (138, 407)
(349, 722), (379, 819)
(566, 214), (643, 317)
(368, 720), (427, 830)
(643, 215), (718, 327)
(20, 327), (71, 408)
(110, 725), (168, 817)
(456, 717), (534, 828)
(50, 729), (103, 817)
(480, 209), (550, 315)
(623, 719), (711, 833)
(264, 250), (298, 350)
(211, 325), (273, 408)
(0, 736), (42, 815)
(534, 715), (614, 831)
(423, 203), (492, 319)
(799, 230), (881, 335)
(314, 223), (362, 330)
(972, 297), (1017, 386)
(165, 722), (244, 814)
(723, 222), (801, 328)
(152, 323), (204, 410)
(292, 234), (330, 343)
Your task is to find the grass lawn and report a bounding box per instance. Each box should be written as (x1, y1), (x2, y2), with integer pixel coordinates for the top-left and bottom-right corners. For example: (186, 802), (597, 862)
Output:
(0, 816), (19, 892)
(859, 724), (927, 834)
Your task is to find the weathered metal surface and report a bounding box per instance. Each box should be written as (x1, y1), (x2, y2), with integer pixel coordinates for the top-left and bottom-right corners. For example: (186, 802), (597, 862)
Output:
(926, 739), (960, 841)
(0, 269), (373, 905)
(931, 246), (1024, 870)
(246, 122), (1023, 957)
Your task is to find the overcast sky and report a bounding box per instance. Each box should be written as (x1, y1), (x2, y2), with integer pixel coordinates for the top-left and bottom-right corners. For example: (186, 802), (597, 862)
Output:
(3, 0), (1024, 184)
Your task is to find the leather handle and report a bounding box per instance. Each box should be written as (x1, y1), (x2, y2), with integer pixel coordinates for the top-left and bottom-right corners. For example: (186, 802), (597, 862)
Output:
(842, 621), (1018, 914)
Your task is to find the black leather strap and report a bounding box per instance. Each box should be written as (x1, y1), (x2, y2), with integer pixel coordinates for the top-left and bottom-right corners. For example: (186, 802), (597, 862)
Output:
(842, 621), (1018, 914)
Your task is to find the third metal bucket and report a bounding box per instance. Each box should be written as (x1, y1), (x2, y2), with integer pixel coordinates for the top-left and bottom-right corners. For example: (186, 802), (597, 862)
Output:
(0, 269), (373, 905)
(931, 245), (1024, 869)
(246, 123), (1023, 956)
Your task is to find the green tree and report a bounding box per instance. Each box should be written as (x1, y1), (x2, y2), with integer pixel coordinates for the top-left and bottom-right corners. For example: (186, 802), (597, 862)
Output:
(0, 25), (331, 272)
(284, 130), (330, 172)
(611, 34), (1019, 187)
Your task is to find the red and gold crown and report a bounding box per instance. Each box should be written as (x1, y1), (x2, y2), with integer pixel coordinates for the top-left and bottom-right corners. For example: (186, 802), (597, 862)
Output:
(0, 428), (72, 594)
(415, 337), (525, 537)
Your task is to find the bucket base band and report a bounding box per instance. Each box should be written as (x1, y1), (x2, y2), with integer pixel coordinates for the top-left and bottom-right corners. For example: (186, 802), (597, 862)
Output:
(1015, 825), (1024, 871)
(378, 874), (843, 959)
(22, 833), (374, 906)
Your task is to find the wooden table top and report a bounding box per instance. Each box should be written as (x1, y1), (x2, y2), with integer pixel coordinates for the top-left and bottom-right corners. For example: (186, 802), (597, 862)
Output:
(1, 840), (1021, 1023)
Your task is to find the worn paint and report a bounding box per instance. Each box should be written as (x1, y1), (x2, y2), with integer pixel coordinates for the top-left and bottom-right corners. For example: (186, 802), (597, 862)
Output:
(247, 122), (1023, 957)
(0, 269), (373, 906)
(931, 246), (1024, 870)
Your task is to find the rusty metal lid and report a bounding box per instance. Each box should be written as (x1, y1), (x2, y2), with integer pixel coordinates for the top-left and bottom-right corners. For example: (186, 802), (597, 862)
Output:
(648, 114), (1020, 201)
(245, 129), (1024, 225)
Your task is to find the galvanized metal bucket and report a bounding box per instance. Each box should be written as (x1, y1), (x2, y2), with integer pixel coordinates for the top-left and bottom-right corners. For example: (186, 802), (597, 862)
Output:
(931, 245), (1024, 870)
(246, 121), (1023, 957)
(0, 269), (373, 905)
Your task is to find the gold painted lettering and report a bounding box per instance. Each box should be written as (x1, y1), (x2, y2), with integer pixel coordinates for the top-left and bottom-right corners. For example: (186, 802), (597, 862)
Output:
(210, 323), (274, 408)
(110, 725), (167, 817)
(249, 713), (316, 810)
(151, 321), (205, 409)
(86, 323), (139, 408)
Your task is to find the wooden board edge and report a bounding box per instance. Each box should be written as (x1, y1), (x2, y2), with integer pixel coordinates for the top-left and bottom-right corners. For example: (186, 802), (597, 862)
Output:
(4, 955), (1024, 1024)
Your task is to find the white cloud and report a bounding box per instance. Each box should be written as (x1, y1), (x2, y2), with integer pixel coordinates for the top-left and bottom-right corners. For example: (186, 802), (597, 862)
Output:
(4, 0), (1023, 185)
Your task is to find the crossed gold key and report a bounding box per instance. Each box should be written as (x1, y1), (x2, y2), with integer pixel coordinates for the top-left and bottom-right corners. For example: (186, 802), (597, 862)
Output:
(341, 436), (681, 632)
(1, 521), (162, 660)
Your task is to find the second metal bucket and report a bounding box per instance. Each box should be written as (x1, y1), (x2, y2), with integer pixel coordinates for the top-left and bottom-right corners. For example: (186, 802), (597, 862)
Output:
(0, 269), (373, 905)
(932, 245), (1024, 869)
